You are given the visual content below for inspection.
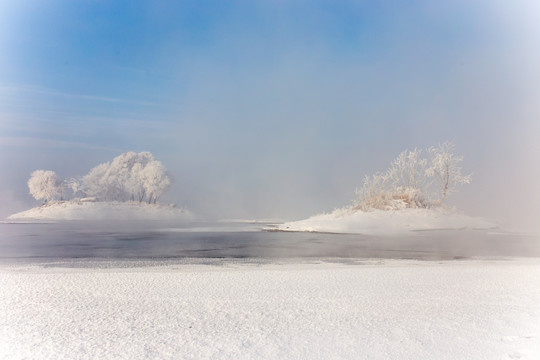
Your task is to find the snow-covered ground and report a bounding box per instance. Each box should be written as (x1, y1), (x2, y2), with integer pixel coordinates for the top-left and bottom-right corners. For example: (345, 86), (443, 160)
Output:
(271, 208), (497, 235)
(1, 259), (539, 359)
(6, 201), (192, 221)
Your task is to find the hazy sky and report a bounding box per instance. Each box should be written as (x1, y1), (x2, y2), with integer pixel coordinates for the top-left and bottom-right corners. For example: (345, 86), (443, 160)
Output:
(1, 1), (539, 227)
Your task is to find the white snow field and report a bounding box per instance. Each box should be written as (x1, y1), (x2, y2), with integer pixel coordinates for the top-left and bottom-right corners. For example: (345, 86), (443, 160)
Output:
(6, 201), (192, 221)
(1, 259), (539, 359)
(272, 208), (497, 235)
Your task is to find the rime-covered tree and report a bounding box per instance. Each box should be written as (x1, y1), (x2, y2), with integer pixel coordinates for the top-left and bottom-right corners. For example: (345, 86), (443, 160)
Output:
(140, 160), (171, 203)
(426, 142), (472, 206)
(354, 142), (470, 210)
(354, 172), (392, 211)
(126, 162), (146, 201)
(80, 162), (110, 200)
(26, 151), (172, 204)
(387, 148), (428, 191)
(79, 151), (171, 203)
(65, 178), (83, 199)
(354, 149), (430, 211)
(28, 170), (62, 202)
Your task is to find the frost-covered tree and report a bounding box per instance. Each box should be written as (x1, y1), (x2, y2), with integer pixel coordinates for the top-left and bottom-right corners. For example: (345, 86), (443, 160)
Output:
(26, 151), (172, 204)
(354, 172), (390, 210)
(28, 170), (62, 202)
(354, 171), (426, 211)
(354, 142), (470, 211)
(140, 160), (171, 203)
(426, 142), (472, 206)
(79, 151), (171, 203)
(65, 178), (83, 199)
(387, 148), (428, 191)
(354, 149), (430, 211)
(100, 151), (153, 201)
(126, 162), (146, 202)
(81, 162), (110, 200)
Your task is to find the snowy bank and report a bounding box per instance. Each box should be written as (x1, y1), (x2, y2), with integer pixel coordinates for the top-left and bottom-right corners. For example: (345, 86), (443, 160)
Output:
(6, 201), (192, 221)
(271, 208), (497, 235)
(1, 259), (539, 359)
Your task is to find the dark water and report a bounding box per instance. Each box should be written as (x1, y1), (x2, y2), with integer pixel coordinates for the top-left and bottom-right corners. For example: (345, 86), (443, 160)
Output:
(1, 222), (539, 263)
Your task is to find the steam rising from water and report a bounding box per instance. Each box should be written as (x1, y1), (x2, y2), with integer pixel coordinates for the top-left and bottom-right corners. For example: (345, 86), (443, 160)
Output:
(1, 222), (539, 262)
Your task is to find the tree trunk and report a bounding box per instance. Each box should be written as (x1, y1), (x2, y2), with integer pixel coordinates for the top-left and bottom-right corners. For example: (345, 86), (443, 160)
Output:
(439, 164), (450, 206)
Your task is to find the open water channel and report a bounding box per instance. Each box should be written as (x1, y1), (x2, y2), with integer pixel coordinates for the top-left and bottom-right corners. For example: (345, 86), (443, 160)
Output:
(1, 221), (539, 263)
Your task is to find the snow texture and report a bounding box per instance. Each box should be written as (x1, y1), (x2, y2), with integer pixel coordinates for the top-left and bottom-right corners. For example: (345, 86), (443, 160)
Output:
(6, 201), (192, 221)
(272, 208), (497, 235)
(1, 259), (539, 359)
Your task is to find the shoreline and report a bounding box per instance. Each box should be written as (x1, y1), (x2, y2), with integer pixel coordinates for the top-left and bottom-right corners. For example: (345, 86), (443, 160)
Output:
(1, 256), (540, 270)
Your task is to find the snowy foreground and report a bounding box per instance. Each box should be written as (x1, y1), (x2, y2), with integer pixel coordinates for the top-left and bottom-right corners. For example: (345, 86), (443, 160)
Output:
(7, 201), (192, 221)
(272, 208), (497, 235)
(1, 259), (539, 359)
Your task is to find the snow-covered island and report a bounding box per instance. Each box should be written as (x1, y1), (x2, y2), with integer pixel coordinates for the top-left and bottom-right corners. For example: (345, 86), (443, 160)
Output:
(272, 207), (496, 235)
(7, 200), (191, 221)
(271, 143), (498, 234)
(7, 151), (192, 222)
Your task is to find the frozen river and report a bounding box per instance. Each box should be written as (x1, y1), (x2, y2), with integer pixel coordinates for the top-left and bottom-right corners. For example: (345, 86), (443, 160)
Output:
(1, 222), (539, 262)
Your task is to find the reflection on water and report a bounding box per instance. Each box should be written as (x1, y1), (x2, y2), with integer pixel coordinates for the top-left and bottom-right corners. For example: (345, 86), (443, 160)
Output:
(0, 222), (539, 262)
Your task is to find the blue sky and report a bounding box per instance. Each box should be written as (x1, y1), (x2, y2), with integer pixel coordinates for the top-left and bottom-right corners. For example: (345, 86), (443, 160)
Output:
(1, 0), (539, 226)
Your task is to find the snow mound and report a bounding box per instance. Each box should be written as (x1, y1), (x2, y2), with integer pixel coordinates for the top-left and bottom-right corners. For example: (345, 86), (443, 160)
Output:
(6, 201), (193, 221)
(271, 208), (497, 235)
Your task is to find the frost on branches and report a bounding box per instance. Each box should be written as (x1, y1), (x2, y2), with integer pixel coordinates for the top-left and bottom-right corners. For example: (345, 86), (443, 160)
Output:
(353, 142), (471, 211)
(28, 170), (63, 202)
(426, 142), (472, 206)
(27, 152), (172, 204)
